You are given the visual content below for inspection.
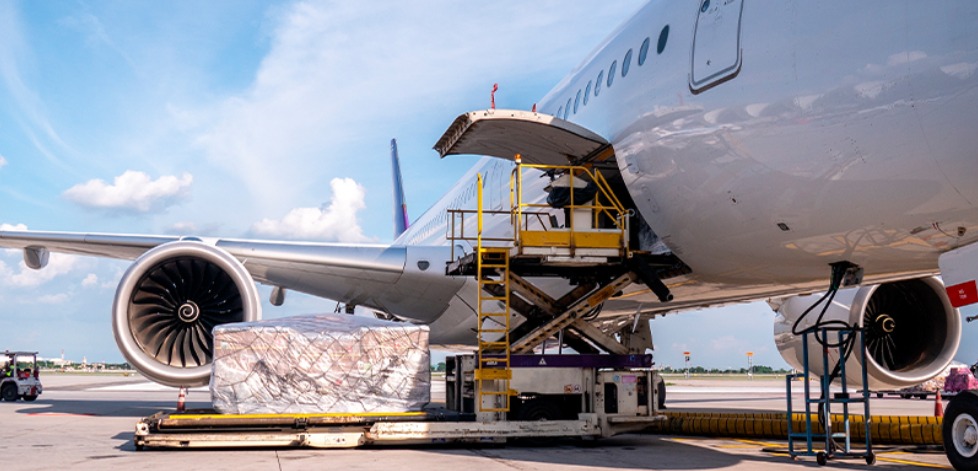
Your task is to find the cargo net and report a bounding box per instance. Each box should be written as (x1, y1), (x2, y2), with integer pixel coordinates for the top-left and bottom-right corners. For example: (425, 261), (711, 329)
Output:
(210, 314), (430, 414)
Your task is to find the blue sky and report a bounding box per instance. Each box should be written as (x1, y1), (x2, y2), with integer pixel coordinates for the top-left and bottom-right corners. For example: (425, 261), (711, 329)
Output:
(1, 1), (974, 371)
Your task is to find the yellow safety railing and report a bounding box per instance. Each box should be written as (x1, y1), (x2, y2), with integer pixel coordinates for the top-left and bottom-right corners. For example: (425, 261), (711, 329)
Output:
(512, 157), (630, 255)
(447, 159), (631, 259)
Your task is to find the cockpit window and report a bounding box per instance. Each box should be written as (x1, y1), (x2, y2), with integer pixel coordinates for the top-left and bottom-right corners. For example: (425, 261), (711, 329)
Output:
(622, 49), (633, 77)
(564, 98), (571, 119)
(573, 89), (581, 113)
(584, 80), (592, 105)
(608, 60), (617, 87)
(595, 71), (604, 96)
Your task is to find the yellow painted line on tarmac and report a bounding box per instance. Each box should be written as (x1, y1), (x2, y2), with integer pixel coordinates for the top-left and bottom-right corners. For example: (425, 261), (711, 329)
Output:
(175, 411), (427, 420)
(874, 455), (951, 469)
(714, 444), (757, 449)
(735, 438), (782, 448)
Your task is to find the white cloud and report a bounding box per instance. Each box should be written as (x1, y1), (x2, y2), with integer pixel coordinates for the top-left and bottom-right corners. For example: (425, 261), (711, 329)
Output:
(0, 3), (74, 171)
(81, 273), (98, 287)
(887, 50), (927, 67)
(251, 177), (369, 242)
(58, 12), (134, 69)
(0, 155), (6, 168)
(0, 252), (81, 287)
(942, 62), (978, 80)
(63, 170), (192, 213)
(0, 223), (27, 231)
(854, 81), (885, 100)
(167, 221), (198, 234)
(187, 1), (640, 219)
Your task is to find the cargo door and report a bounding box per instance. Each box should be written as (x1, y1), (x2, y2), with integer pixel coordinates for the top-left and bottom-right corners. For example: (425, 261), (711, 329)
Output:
(690, 0), (744, 93)
(434, 109), (609, 166)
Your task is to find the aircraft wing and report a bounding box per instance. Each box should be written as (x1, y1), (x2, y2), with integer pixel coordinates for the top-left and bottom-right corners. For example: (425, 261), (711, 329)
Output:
(0, 229), (460, 316)
(0, 230), (178, 262)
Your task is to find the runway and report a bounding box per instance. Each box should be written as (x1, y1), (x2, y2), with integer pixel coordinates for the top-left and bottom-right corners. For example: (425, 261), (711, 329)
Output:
(0, 373), (953, 470)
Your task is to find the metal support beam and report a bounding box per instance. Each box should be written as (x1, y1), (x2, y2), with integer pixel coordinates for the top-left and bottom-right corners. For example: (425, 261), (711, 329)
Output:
(511, 272), (636, 354)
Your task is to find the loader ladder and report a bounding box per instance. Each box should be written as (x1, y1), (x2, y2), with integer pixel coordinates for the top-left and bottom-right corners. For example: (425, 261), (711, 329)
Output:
(475, 246), (512, 415)
(472, 173), (512, 417)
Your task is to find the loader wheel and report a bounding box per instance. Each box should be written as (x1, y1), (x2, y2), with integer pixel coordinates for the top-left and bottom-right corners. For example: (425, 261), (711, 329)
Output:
(517, 399), (562, 421)
(657, 377), (667, 410)
(944, 390), (978, 471)
(1, 384), (18, 402)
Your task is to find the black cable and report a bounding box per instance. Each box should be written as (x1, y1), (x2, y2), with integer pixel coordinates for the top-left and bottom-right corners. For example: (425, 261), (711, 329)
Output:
(791, 262), (850, 345)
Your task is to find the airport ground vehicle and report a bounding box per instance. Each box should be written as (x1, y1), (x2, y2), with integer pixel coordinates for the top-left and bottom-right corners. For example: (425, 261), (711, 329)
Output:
(0, 351), (42, 402)
(134, 353), (664, 449)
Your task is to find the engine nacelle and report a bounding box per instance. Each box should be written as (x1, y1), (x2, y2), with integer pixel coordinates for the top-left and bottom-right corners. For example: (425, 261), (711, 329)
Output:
(774, 277), (961, 390)
(112, 241), (261, 387)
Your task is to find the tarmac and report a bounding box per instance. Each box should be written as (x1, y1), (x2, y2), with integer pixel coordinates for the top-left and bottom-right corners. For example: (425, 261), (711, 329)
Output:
(0, 373), (954, 470)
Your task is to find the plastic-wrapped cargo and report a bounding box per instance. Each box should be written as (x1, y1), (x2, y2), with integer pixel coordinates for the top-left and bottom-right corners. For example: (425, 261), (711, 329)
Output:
(210, 314), (430, 414)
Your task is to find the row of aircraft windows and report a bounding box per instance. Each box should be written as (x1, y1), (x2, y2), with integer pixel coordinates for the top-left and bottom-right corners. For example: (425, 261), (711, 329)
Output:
(412, 180), (480, 243)
(556, 24), (670, 120)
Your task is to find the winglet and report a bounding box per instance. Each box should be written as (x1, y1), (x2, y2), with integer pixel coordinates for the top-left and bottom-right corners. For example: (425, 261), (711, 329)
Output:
(391, 139), (409, 238)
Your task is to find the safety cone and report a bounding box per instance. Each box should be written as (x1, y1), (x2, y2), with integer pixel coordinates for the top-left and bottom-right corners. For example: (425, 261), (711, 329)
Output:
(935, 390), (944, 418)
(176, 386), (187, 412)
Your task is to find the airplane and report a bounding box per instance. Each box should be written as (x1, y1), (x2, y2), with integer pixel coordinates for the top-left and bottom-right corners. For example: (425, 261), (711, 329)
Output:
(2, 0), (978, 448)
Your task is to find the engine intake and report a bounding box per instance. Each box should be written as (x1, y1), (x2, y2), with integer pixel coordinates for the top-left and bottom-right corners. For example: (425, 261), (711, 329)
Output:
(113, 241), (261, 387)
(773, 277), (961, 390)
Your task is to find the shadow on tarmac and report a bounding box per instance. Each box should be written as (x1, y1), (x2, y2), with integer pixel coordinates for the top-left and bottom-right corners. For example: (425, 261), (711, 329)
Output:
(12, 398), (210, 417)
(343, 435), (802, 470)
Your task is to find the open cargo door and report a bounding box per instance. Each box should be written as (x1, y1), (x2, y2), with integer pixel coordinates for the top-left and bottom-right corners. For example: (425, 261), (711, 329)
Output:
(434, 109), (610, 165)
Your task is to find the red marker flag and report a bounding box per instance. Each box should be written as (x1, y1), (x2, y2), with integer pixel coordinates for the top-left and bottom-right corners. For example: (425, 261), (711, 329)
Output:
(491, 83), (499, 110)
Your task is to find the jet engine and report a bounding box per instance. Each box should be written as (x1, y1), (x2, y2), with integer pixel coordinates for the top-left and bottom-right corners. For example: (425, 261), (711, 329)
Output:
(773, 277), (961, 390)
(112, 241), (261, 387)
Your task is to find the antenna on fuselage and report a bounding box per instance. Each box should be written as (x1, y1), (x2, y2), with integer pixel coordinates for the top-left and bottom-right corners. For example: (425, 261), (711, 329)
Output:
(391, 138), (410, 239)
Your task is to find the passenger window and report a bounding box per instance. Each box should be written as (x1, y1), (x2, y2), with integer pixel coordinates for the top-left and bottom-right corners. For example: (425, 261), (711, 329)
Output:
(573, 89), (581, 114)
(639, 37), (650, 66)
(584, 81), (592, 105)
(657, 25), (670, 54)
(607, 61), (617, 87)
(622, 49), (633, 77)
(595, 71), (604, 96)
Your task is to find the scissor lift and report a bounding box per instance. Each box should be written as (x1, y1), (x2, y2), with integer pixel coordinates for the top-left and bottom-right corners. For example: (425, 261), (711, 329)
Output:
(447, 157), (654, 419)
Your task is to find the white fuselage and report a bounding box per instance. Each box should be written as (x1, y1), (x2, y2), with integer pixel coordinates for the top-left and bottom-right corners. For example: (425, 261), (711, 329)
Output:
(388, 1), (978, 344)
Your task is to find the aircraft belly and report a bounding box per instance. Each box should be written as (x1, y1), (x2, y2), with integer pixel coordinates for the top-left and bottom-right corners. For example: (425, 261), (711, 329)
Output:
(610, 1), (978, 286)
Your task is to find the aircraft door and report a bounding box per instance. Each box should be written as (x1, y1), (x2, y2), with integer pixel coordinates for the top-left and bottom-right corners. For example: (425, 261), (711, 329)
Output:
(690, 0), (744, 93)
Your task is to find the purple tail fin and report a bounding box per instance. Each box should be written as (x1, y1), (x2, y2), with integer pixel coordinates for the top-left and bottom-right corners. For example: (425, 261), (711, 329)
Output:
(391, 139), (409, 238)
